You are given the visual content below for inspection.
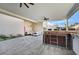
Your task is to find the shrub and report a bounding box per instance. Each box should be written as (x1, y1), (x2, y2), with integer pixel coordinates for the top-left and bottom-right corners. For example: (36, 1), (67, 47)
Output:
(9, 34), (17, 38)
(0, 35), (9, 40)
(0, 34), (23, 41)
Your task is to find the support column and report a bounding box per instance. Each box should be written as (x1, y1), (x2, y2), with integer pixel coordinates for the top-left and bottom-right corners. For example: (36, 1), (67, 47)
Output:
(65, 19), (68, 31)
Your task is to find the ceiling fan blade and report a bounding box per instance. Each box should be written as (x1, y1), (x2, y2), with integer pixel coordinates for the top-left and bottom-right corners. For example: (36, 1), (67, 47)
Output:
(24, 3), (29, 8)
(20, 3), (22, 7)
(29, 3), (34, 5)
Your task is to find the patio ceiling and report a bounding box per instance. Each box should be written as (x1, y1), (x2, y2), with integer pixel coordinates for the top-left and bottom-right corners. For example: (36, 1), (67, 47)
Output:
(0, 3), (77, 22)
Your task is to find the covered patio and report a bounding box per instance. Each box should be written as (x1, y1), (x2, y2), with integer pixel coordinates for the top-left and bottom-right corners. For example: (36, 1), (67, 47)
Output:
(0, 3), (79, 55)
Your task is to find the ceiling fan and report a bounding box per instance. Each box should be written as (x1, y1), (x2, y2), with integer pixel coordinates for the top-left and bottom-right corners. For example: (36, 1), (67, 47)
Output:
(43, 16), (49, 21)
(20, 3), (34, 8)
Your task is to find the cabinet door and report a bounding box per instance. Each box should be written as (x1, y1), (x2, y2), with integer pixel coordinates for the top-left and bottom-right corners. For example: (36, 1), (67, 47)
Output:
(58, 36), (65, 46)
(44, 35), (50, 44)
(50, 35), (57, 45)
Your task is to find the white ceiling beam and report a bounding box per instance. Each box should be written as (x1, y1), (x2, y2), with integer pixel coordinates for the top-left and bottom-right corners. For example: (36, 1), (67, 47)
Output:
(0, 8), (38, 23)
(67, 3), (79, 19)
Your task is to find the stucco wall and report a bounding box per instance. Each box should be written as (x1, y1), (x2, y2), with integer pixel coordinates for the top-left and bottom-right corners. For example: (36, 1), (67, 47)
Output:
(0, 13), (24, 36)
(24, 21), (34, 34)
(33, 22), (43, 35)
(24, 21), (43, 35)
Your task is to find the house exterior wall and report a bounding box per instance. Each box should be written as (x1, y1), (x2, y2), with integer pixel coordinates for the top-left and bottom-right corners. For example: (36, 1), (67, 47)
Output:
(0, 13), (24, 36)
(33, 22), (43, 35)
(71, 24), (79, 30)
(24, 21), (34, 34)
(24, 21), (43, 35)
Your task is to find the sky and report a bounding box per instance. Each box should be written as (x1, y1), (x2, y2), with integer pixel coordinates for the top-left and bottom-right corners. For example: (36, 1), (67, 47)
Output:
(48, 11), (79, 27)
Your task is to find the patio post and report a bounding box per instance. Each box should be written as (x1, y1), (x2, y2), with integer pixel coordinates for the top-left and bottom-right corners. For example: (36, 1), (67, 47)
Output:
(66, 19), (68, 31)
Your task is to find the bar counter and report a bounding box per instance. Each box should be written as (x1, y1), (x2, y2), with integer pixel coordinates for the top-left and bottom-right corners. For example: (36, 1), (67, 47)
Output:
(43, 31), (77, 49)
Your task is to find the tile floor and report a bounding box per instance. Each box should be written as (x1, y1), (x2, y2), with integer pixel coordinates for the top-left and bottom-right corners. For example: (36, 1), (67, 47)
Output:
(0, 36), (75, 55)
